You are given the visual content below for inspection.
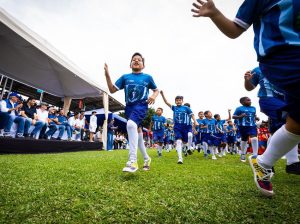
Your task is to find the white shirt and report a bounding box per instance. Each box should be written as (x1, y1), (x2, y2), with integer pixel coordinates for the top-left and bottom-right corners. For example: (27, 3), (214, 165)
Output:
(75, 118), (85, 128)
(0, 99), (15, 113)
(89, 115), (97, 128)
(37, 109), (48, 122)
(68, 116), (75, 126)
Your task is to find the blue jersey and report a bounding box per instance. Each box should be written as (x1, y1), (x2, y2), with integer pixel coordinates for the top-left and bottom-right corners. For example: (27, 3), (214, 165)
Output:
(115, 73), (157, 105)
(202, 118), (217, 134)
(250, 67), (284, 98)
(164, 128), (171, 138)
(226, 125), (236, 137)
(48, 114), (57, 125)
(234, 0), (300, 59)
(196, 118), (206, 133)
(216, 119), (226, 133)
(234, 106), (257, 127)
(152, 115), (166, 131)
(171, 105), (193, 126)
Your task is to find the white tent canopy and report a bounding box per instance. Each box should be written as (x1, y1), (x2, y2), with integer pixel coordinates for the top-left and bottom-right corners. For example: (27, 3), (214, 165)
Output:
(0, 7), (108, 99)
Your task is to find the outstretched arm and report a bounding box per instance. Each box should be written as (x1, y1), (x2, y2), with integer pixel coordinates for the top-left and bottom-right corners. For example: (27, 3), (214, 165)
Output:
(191, 114), (199, 126)
(104, 63), (118, 93)
(226, 109), (232, 121)
(244, 71), (255, 91)
(160, 90), (172, 109)
(191, 0), (244, 39)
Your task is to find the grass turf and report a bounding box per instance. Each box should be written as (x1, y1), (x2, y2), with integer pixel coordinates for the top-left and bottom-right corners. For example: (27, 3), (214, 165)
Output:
(0, 149), (299, 223)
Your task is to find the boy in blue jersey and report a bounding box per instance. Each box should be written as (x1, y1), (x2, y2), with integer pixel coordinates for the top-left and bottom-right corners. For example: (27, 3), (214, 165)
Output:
(192, 0), (300, 196)
(226, 120), (237, 154)
(195, 111), (206, 153)
(244, 68), (300, 175)
(214, 109), (232, 157)
(202, 110), (219, 160)
(183, 103), (195, 156)
(161, 91), (198, 164)
(233, 97), (259, 162)
(150, 108), (166, 157)
(104, 53), (159, 172)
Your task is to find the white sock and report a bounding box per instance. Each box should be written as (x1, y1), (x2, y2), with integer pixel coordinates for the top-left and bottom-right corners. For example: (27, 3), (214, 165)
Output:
(157, 145), (162, 154)
(258, 125), (300, 169)
(251, 137), (259, 156)
(127, 120), (138, 162)
(187, 132), (193, 150)
(241, 141), (247, 155)
(138, 132), (149, 161)
(203, 142), (208, 155)
(209, 146), (215, 156)
(284, 145), (300, 165)
(176, 139), (183, 161)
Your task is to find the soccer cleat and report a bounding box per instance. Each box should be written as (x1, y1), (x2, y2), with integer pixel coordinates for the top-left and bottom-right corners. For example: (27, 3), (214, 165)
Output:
(240, 154), (246, 162)
(286, 161), (300, 175)
(187, 149), (193, 155)
(158, 152), (162, 157)
(204, 154), (208, 159)
(212, 155), (217, 160)
(249, 155), (274, 197)
(122, 161), (138, 173)
(143, 157), (152, 171)
(177, 159), (183, 164)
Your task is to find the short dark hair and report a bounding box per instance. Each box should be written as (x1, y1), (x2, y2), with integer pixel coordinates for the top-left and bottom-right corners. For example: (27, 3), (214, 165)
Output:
(74, 111), (79, 116)
(240, 97), (248, 104)
(175, 95), (183, 100)
(131, 52), (145, 65)
(157, 107), (163, 112)
(184, 103), (190, 108)
(204, 110), (210, 115)
(214, 114), (220, 119)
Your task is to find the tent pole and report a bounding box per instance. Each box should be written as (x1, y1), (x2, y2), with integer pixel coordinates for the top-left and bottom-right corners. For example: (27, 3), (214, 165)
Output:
(8, 80), (14, 95)
(0, 77), (8, 100)
(102, 92), (109, 150)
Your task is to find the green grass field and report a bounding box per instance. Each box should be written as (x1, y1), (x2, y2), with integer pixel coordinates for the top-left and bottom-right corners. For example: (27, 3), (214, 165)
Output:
(0, 149), (299, 223)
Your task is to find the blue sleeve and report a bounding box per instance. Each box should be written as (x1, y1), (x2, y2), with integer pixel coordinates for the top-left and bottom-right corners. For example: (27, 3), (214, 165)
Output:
(250, 67), (261, 87)
(234, 0), (265, 30)
(171, 105), (175, 111)
(115, 75), (125, 90)
(234, 108), (241, 116)
(186, 107), (193, 115)
(163, 117), (166, 123)
(148, 75), (157, 90)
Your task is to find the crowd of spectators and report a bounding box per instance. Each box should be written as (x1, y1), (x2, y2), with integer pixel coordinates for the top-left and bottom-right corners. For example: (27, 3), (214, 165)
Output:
(0, 92), (102, 142)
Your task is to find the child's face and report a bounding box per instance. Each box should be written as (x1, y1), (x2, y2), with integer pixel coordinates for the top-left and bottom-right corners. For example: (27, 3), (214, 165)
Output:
(156, 109), (163, 116)
(175, 98), (183, 106)
(206, 111), (212, 118)
(243, 97), (252, 106)
(215, 115), (220, 120)
(130, 55), (144, 72)
(198, 112), (204, 119)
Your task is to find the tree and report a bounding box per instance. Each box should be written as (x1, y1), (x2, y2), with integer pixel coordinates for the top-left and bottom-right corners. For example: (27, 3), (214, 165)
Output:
(141, 107), (156, 129)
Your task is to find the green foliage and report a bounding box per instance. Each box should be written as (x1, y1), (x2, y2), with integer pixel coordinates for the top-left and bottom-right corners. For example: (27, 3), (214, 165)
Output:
(141, 107), (156, 129)
(0, 150), (299, 223)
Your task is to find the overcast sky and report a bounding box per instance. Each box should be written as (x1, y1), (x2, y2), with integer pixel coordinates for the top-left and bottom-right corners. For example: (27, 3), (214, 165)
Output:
(0, 0), (266, 121)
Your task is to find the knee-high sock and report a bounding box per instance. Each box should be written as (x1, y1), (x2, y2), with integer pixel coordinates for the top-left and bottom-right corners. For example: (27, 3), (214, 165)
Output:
(209, 146), (215, 156)
(251, 137), (259, 156)
(176, 139), (183, 160)
(127, 120), (138, 162)
(138, 132), (149, 161)
(258, 125), (300, 169)
(203, 142), (208, 155)
(241, 141), (247, 155)
(284, 145), (300, 165)
(157, 145), (163, 153)
(188, 132), (193, 150)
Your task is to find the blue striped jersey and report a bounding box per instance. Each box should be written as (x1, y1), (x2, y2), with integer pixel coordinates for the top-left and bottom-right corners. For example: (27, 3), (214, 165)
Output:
(216, 119), (226, 133)
(226, 125), (236, 137)
(202, 118), (217, 134)
(196, 118), (206, 133)
(234, 0), (300, 59)
(234, 106), (257, 127)
(250, 67), (284, 98)
(171, 105), (193, 126)
(151, 115), (166, 131)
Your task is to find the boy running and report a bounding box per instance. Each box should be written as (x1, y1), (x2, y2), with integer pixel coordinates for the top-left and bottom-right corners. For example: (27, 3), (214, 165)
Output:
(104, 52), (159, 172)
(150, 108), (166, 157)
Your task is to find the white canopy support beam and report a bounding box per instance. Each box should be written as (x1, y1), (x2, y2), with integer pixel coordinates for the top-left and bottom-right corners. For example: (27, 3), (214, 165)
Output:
(102, 92), (109, 150)
(63, 97), (72, 114)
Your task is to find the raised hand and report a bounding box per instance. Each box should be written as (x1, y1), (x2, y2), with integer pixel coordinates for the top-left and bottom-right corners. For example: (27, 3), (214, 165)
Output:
(147, 96), (156, 105)
(244, 71), (253, 81)
(191, 0), (218, 18)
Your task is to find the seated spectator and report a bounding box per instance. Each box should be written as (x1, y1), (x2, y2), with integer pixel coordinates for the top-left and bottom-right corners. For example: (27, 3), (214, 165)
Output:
(44, 107), (65, 140)
(37, 102), (49, 139)
(68, 111), (81, 141)
(20, 97), (44, 138)
(57, 109), (73, 141)
(0, 92), (25, 138)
